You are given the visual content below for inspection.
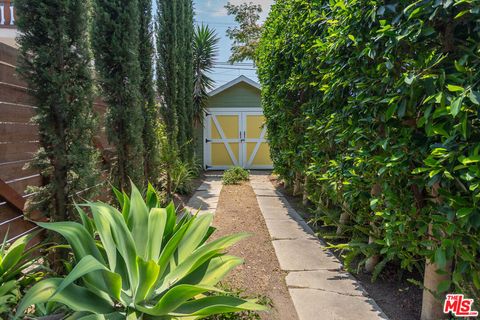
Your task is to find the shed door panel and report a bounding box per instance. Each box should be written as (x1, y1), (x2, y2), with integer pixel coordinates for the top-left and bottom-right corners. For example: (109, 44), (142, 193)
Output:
(206, 113), (241, 169)
(204, 110), (273, 170)
(243, 113), (272, 169)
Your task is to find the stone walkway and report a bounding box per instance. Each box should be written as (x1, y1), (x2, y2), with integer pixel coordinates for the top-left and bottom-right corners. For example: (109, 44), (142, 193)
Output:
(250, 174), (389, 320)
(184, 174), (223, 215)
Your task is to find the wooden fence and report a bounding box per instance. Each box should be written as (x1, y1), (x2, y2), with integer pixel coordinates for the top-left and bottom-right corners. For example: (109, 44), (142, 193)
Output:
(0, 42), (113, 242)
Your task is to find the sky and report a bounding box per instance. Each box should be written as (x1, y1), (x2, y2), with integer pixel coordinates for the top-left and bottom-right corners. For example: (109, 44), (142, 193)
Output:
(193, 0), (274, 88)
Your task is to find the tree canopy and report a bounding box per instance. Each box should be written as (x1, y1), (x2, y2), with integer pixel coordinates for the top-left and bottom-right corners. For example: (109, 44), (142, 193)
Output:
(225, 1), (262, 63)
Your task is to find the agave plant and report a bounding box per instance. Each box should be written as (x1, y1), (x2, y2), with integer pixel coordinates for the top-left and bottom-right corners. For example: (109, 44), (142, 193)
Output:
(16, 184), (266, 319)
(0, 232), (40, 315)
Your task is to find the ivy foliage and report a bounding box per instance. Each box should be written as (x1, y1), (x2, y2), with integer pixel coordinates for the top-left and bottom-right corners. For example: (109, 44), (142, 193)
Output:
(257, 0), (480, 299)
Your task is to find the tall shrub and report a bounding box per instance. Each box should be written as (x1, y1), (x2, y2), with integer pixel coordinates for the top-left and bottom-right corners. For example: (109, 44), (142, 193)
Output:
(257, 0), (480, 317)
(138, 0), (161, 183)
(157, 0), (195, 162)
(157, 0), (179, 149)
(16, 0), (99, 221)
(92, 0), (145, 189)
(182, 0), (195, 161)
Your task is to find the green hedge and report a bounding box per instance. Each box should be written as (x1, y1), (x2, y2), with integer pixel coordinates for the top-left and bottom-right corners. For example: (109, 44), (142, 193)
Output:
(257, 0), (480, 301)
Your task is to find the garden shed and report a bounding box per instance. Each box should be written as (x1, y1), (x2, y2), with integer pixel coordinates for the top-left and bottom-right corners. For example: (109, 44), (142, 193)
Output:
(197, 75), (273, 170)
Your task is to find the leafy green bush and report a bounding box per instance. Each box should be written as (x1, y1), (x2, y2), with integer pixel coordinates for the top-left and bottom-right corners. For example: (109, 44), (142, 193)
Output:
(222, 167), (250, 185)
(0, 233), (41, 317)
(257, 0), (480, 304)
(16, 184), (266, 319)
(172, 158), (201, 195)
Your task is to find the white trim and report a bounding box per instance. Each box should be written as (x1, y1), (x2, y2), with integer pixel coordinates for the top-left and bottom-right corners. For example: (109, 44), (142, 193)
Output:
(9, 5), (14, 25)
(203, 112), (210, 169)
(206, 107), (263, 113)
(0, 5), (5, 25)
(208, 76), (261, 97)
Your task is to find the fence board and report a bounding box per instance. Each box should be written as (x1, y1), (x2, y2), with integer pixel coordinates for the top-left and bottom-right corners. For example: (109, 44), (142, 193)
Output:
(0, 62), (26, 87)
(0, 160), (35, 181)
(0, 42), (18, 66)
(0, 82), (35, 105)
(0, 219), (37, 242)
(0, 123), (39, 142)
(0, 202), (24, 224)
(0, 141), (40, 156)
(0, 102), (35, 123)
(7, 175), (42, 195)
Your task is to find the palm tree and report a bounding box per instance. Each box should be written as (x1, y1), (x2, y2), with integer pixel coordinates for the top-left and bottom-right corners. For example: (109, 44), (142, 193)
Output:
(193, 24), (219, 125)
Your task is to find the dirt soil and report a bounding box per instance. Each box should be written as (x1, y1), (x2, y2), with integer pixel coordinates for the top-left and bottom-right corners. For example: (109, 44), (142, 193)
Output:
(212, 181), (299, 320)
(269, 176), (422, 320)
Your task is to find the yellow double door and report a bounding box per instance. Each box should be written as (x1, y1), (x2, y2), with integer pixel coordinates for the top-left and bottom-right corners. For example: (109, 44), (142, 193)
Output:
(205, 110), (273, 170)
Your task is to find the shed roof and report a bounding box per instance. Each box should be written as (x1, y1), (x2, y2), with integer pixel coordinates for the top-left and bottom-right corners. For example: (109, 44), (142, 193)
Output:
(208, 75), (261, 97)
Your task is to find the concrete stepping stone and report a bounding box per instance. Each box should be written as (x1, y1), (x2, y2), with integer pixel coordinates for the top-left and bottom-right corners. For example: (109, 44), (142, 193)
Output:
(255, 195), (294, 209)
(265, 219), (316, 240)
(254, 189), (285, 197)
(273, 239), (342, 271)
(185, 177), (222, 215)
(289, 288), (388, 320)
(249, 174), (388, 320)
(286, 270), (365, 296)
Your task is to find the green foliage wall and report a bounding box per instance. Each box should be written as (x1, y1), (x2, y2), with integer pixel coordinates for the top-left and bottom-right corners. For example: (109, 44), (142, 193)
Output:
(257, 0), (480, 300)
(92, 0), (145, 189)
(157, 0), (195, 162)
(16, 0), (100, 221)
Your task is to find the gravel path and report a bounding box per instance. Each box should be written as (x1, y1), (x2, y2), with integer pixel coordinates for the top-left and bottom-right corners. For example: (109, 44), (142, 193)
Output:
(212, 181), (299, 320)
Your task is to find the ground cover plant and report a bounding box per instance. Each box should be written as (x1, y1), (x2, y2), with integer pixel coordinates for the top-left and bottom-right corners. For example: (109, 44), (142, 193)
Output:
(222, 167), (250, 185)
(15, 184), (266, 319)
(256, 0), (480, 317)
(0, 233), (41, 318)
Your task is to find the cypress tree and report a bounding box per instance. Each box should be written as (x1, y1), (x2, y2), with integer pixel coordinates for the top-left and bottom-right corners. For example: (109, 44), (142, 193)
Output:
(183, 0), (195, 161)
(176, 1), (188, 156)
(138, 0), (161, 183)
(157, 0), (179, 148)
(92, 0), (145, 189)
(157, 0), (195, 162)
(15, 0), (100, 220)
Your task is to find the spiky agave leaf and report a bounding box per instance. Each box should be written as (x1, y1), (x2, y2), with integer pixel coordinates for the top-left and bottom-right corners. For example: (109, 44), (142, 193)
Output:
(16, 184), (267, 318)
